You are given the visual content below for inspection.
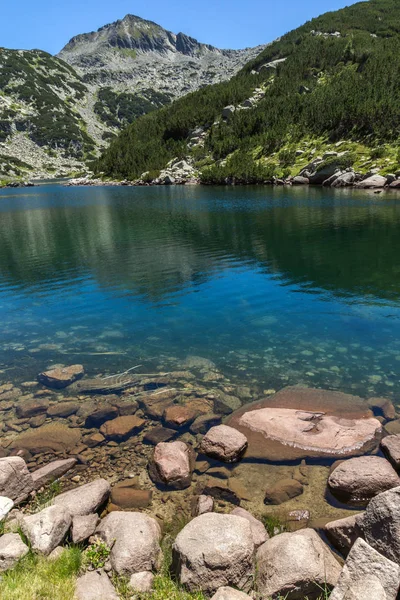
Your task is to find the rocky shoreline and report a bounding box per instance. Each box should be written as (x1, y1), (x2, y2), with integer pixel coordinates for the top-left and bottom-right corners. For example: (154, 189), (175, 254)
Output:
(1, 363), (400, 597)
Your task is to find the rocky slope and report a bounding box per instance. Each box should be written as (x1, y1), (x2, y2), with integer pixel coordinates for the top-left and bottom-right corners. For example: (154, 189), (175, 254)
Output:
(0, 16), (263, 181)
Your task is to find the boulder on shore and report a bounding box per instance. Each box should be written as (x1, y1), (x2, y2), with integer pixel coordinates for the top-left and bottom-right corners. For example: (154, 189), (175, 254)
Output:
(75, 570), (119, 600)
(38, 364), (84, 389)
(328, 456), (400, 506)
(149, 441), (195, 489)
(231, 507), (269, 548)
(96, 511), (162, 576)
(53, 478), (111, 516)
(0, 533), (29, 572)
(72, 514), (100, 544)
(330, 538), (400, 600)
(31, 458), (77, 490)
(0, 457), (34, 504)
(356, 174), (387, 189)
(381, 435), (400, 469)
(324, 514), (362, 556)
(172, 513), (255, 594)
(358, 486), (400, 564)
(256, 528), (341, 599)
(211, 588), (253, 600)
(199, 425), (248, 463)
(21, 505), (72, 555)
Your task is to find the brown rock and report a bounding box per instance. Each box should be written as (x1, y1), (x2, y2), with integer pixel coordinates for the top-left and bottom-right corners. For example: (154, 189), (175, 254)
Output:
(9, 424), (81, 454)
(16, 399), (49, 419)
(199, 425), (248, 463)
(190, 414), (222, 435)
(85, 406), (119, 428)
(47, 402), (79, 418)
(384, 419), (400, 435)
(143, 426), (176, 445)
(264, 478), (304, 505)
(328, 456), (400, 506)
(149, 441), (195, 490)
(38, 365), (84, 389)
(163, 405), (197, 429)
(381, 435), (400, 469)
(83, 432), (105, 448)
(100, 415), (145, 441)
(202, 479), (241, 506)
(138, 389), (177, 419)
(367, 397), (396, 421)
(111, 481), (152, 509)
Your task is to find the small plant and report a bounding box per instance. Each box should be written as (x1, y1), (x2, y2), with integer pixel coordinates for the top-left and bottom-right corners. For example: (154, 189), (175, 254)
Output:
(82, 539), (111, 570)
(262, 514), (287, 538)
(29, 481), (62, 513)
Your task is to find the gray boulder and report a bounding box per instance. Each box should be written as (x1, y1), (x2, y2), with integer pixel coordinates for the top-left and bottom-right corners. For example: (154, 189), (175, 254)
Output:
(21, 505), (72, 555)
(199, 425), (247, 463)
(210, 588), (252, 600)
(324, 514), (362, 556)
(72, 514), (100, 544)
(0, 533), (29, 571)
(172, 513), (255, 594)
(331, 171), (355, 187)
(75, 570), (119, 600)
(330, 538), (400, 600)
(129, 571), (154, 593)
(328, 456), (400, 505)
(308, 163), (341, 185)
(53, 478), (110, 516)
(231, 507), (269, 548)
(358, 486), (400, 563)
(0, 457), (34, 504)
(381, 435), (400, 469)
(356, 174), (387, 189)
(292, 176), (309, 185)
(256, 529), (341, 599)
(96, 511), (162, 576)
(32, 458), (77, 490)
(0, 496), (14, 520)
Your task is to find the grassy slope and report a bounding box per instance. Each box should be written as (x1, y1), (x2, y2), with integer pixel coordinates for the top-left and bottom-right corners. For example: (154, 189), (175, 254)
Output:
(95, 0), (400, 181)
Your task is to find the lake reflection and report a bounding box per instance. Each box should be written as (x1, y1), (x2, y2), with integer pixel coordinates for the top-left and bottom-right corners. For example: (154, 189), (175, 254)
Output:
(1, 184), (400, 401)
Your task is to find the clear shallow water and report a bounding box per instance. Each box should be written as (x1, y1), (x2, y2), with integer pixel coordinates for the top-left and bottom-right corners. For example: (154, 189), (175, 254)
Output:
(1, 183), (400, 402)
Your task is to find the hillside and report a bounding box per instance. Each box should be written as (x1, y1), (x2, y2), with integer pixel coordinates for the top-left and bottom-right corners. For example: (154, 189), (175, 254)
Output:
(95, 0), (400, 184)
(0, 17), (262, 181)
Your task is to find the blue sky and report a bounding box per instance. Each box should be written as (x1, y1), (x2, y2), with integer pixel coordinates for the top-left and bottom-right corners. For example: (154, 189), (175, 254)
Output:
(3, 0), (353, 54)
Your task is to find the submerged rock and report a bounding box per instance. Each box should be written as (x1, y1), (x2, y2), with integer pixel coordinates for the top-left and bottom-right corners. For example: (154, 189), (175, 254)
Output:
(172, 513), (255, 594)
(228, 387), (381, 460)
(9, 423), (81, 454)
(264, 478), (304, 505)
(99, 415), (145, 440)
(38, 364), (84, 389)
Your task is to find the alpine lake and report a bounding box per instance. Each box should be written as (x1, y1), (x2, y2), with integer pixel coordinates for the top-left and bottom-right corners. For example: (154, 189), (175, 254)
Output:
(1, 182), (400, 526)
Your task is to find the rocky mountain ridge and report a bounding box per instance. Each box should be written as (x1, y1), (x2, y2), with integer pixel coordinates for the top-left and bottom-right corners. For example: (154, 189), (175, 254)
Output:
(0, 15), (264, 180)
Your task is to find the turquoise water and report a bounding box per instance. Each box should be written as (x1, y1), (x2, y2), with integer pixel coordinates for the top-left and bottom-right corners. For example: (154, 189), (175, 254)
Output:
(1, 183), (400, 401)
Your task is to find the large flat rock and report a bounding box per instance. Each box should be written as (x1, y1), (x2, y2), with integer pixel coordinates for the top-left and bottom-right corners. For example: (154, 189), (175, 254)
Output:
(228, 387), (381, 460)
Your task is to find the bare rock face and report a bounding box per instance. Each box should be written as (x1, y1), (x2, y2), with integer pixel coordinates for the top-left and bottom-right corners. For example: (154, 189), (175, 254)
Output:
(358, 486), (400, 564)
(72, 514), (100, 544)
(149, 441), (195, 489)
(31, 458), (77, 490)
(381, 435), (400, 469)
(231, 507), (269, 548)
(75, 570), (119, 600)
(99, 415), (145, 440)
(256, 529), (341, 599)
(228, 387), (381, 460)
(199, 425), (248, 463)
(96, 512), (161, 576)
(324, 514), (362, 556)
(328, 456), (400, 506)
(129, 571), (155, 593)
(0, 533), (29, 572)
(53, 478), (111, 516)
(0, 457), (34, 504)
(21, 505), (72, 555)
(38, 364), (84, 389)
(172, 513), (255, 594)
(330, 538), (400, 600)
(210, 588), (253, 600)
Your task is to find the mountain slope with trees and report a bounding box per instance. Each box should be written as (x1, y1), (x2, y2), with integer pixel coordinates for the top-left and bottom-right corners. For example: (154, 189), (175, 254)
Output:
(95, 0), (400, 183)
